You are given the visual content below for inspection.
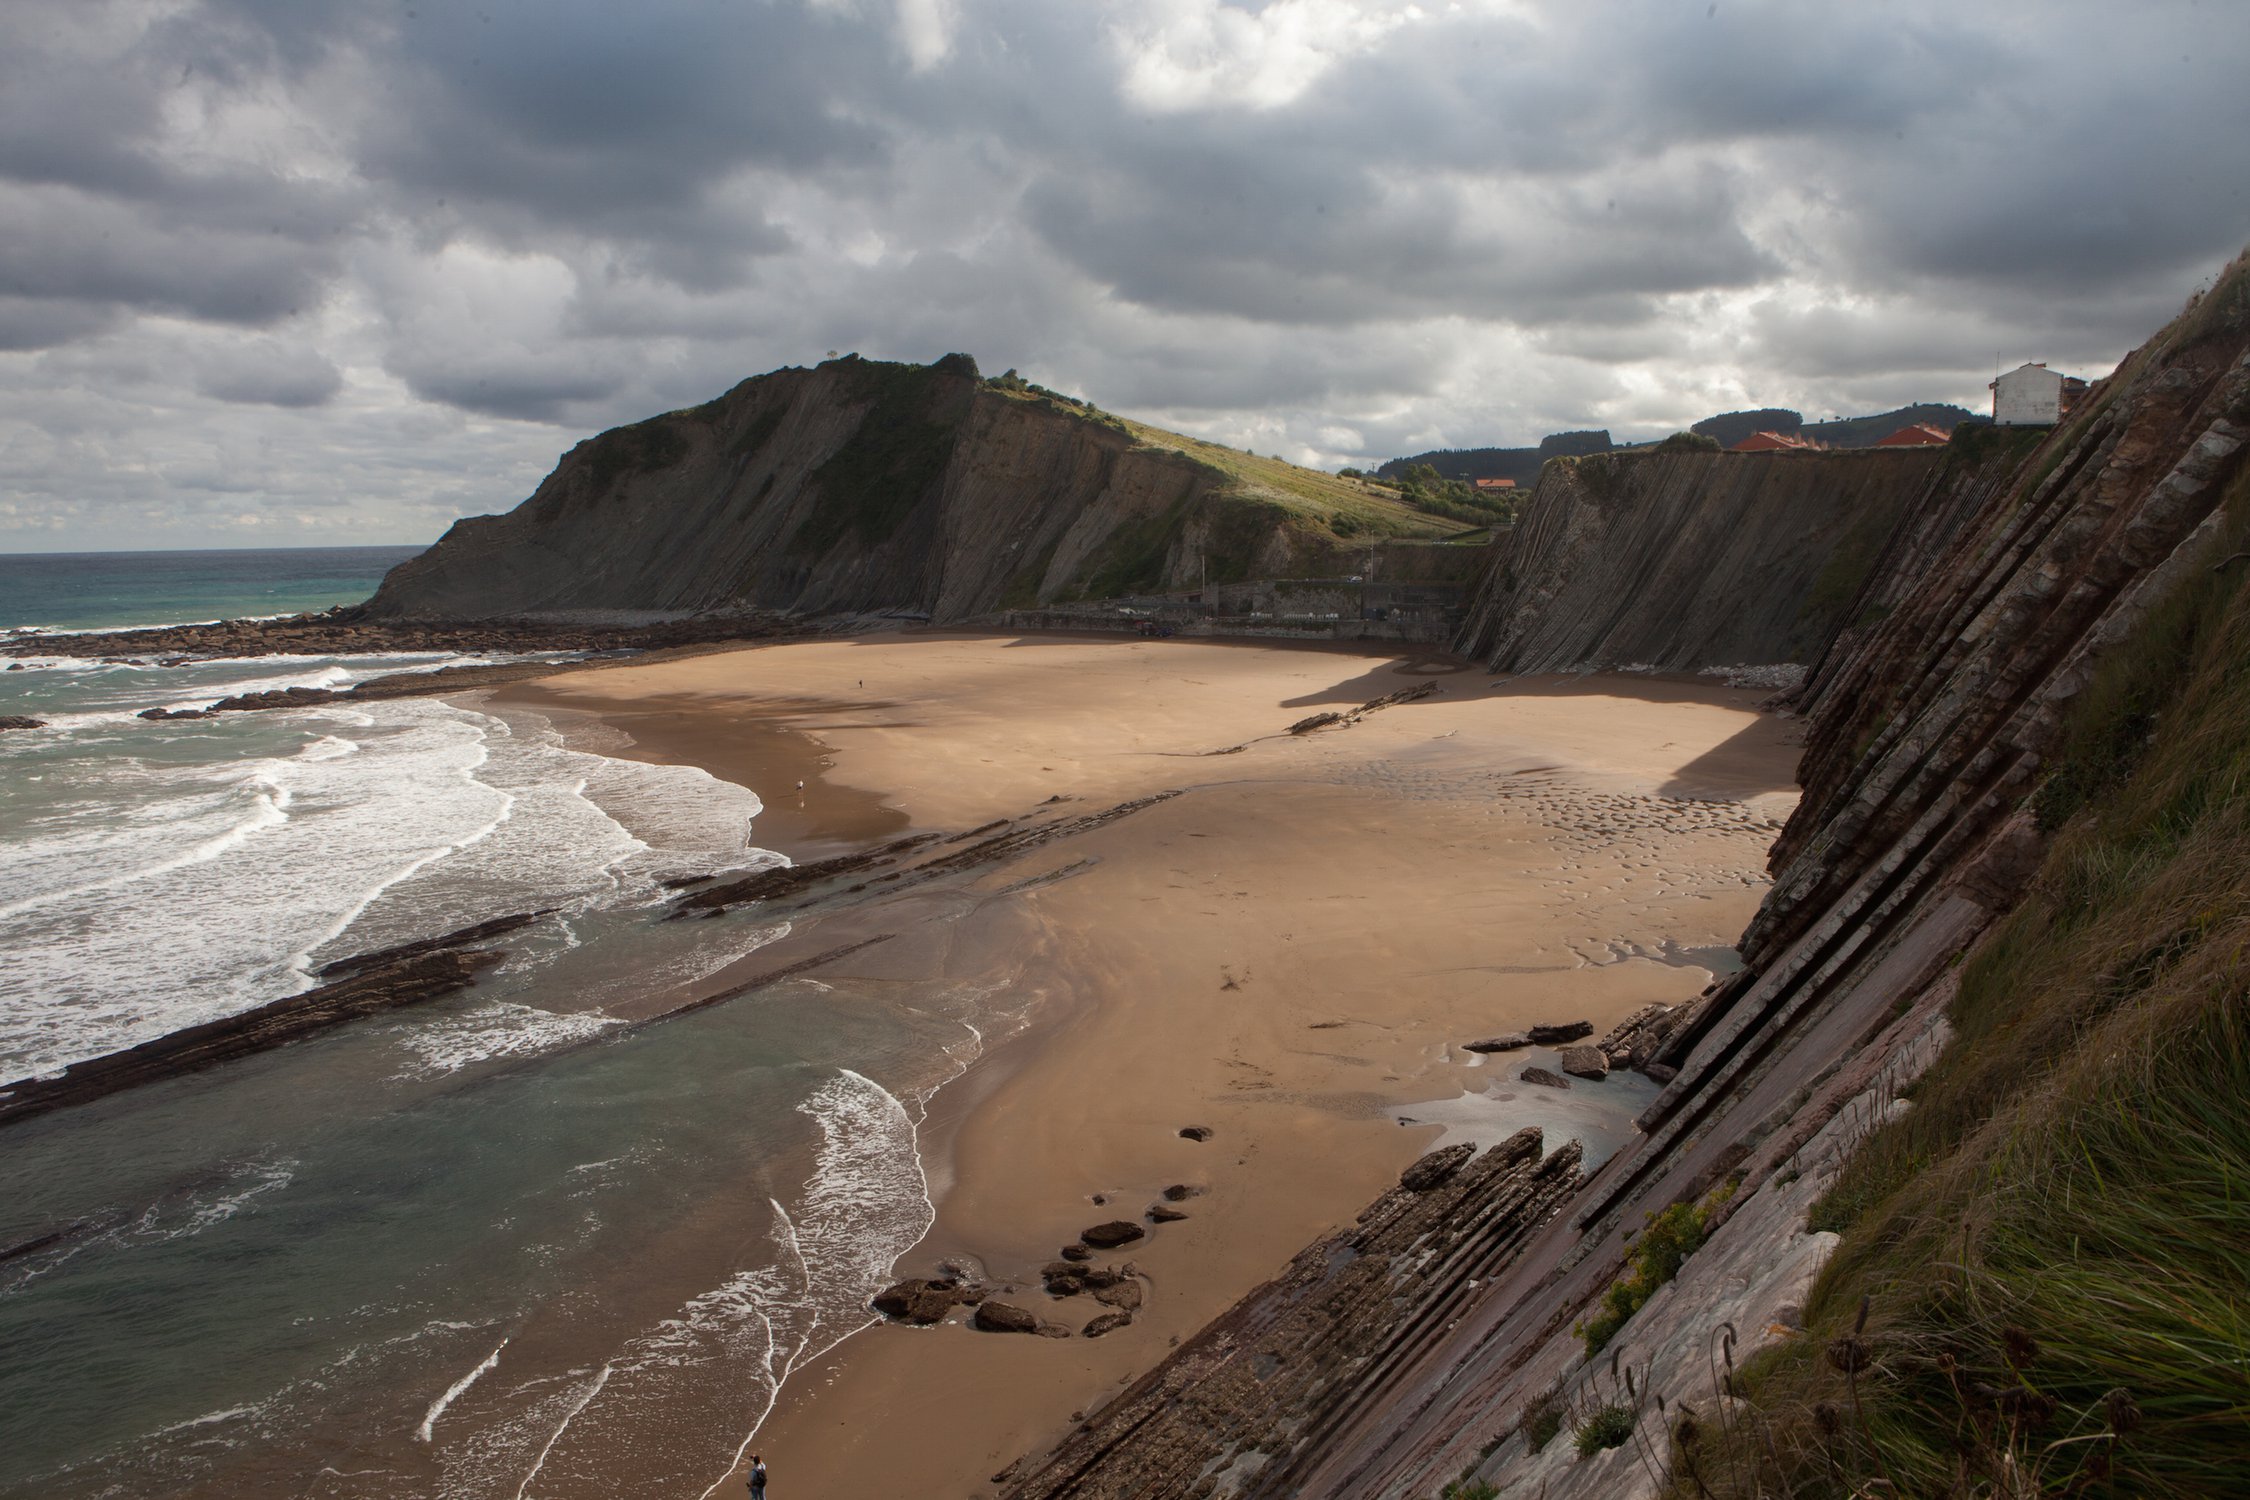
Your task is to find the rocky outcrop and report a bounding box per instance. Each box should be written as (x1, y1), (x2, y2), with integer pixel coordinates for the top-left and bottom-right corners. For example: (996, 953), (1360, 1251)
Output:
(1001, 1131), (1582, 1500)
(0, 912), (551, 1127)
(1257, 257), (2250, 1500)
(362, 355), (1449, 625)
(1454, 440), (2023, 673)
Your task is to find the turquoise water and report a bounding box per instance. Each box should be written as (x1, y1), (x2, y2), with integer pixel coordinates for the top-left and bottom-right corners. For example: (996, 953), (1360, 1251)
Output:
(0, 561), (991, 1497)
(0, 545), (422, 632)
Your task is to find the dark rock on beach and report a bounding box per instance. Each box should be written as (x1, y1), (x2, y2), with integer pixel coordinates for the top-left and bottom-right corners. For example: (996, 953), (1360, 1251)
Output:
(1558, 1044), (1610, 1081)
(137, 706), (213, 721)
(1463, 1031), (1531, 1053)
(1147, 1204), (1188, 1223)
(872, 1278), (966, 1325)
(1059, 1244), (1093, 1262)
(1082, 1311), (1134, 1339)
(1519, 1066), (1572, 1089)
(1161, 1183), (1202, 1201)
(1527, 1020), (1594, 1044)
(973, 1300), (1040, 1334)
(1081, 1220), (1147, 1249)
(1400, 1143), (1477, 1191)
(1178, 1125), (1214, 1141)
(1093, 1279), (1143, 1313)
(0, 715), (45, 730)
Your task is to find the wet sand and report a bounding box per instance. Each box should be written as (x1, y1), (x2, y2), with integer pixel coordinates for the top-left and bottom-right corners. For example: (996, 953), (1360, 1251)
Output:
(493, 631), (1799, 1497)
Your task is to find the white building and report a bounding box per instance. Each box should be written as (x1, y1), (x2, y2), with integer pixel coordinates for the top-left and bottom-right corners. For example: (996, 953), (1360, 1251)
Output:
(1990, 362), (2086, 426)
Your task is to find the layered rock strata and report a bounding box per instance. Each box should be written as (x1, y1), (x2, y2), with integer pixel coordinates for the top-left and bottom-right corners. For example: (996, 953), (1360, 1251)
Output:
(363, 355), (1448, 624)
(1454, 441), (2023, 674)
(1274, 263), (2250, 1499)
(1000, 1129), (1582, 1500)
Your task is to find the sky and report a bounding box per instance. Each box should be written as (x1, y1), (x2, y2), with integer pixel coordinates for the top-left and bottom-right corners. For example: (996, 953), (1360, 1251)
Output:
(1, 0), (2246, 551)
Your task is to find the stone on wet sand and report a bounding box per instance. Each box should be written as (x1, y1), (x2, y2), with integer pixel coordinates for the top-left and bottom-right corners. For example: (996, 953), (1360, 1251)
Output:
(1093, 1280), (1143, 1312)
(1527, 1021), (1594, 1044)
(973, 1300), (1040, 1334)
(1080, 1220), (1146, 1249)
(1082, 1311), (1133, 1338)
(1147, 1204), (1188, 1223)
(1520, 1066), (1572, 1089)
(1559, 1045), (1610, 1081)
(1463, 1032), (1532, 1053)
(1178, 1125), (1214, 1142)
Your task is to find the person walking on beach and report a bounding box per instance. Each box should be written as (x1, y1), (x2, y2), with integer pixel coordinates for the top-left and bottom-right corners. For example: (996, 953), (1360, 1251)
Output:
(747, 1454), (768, 1498)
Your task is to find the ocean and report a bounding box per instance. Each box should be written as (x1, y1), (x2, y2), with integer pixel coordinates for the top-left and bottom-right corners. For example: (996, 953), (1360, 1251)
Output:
(0, 550), (971, 1497)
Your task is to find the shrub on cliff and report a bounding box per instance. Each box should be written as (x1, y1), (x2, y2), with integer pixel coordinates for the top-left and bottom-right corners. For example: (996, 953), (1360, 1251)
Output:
(1577, 1185), (1731, 1356)
(1655, 430), (1721, 453)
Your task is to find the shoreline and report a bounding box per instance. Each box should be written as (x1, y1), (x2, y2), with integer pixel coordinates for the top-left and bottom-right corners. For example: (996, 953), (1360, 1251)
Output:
(489, 630), (1800, 1496)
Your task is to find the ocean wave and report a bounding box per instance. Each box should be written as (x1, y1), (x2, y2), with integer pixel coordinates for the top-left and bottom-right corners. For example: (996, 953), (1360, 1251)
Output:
(390, 1003), (623, 1080)
(0, 686), (779, 1083)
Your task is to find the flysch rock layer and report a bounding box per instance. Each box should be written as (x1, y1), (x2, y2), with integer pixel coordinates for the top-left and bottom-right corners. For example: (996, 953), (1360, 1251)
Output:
(999, 1130), (1582, 1500)
(360, 355), (1405, 625)
(1453, 441), (2017, 675)
(1004, 258), (2250, 1500)
(1272, 265), (2250, 1499)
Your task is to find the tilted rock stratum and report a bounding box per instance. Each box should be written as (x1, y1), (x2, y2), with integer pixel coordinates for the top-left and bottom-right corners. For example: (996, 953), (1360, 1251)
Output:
(364, 354), (1451, 623)
(995, 250), (2250, 1499)
(1454, 436), (2038, 675)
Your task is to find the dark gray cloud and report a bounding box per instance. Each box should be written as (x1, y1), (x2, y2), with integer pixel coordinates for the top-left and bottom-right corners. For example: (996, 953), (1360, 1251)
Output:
(1, 0), (2247, 549)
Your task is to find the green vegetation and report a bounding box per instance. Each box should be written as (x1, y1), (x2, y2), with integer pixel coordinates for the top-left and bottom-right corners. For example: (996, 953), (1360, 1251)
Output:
(1438, 1480), (1498, 1500)
(1118, 419), (1454, 546)
(1519, 1383), (1566, 1452)
(1579, 1186), (1733, 1356)
(1573, 1401), (1637, 1458)
(1692, 469), (2250, 1498)
(1392, 462), (1522, 526)
(580, 415), (690, 492)
(792, 361), (965, 556)
(984, 367), (1131, 433)
(1656, 430), (1722, 453)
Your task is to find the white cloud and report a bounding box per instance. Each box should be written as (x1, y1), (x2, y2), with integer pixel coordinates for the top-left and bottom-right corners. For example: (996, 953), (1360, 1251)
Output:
(0, 0), (2245, 549)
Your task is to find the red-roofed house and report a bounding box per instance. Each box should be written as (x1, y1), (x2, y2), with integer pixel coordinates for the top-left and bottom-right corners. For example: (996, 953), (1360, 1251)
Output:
(1730, 430), (1815, 453)
(1472, 477), (1516, 492)
(1876, 422), (1952, 448)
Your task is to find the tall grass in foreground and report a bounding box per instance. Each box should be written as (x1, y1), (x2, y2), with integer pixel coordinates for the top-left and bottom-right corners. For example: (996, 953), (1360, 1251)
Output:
(1675, 473), (2250, 1496)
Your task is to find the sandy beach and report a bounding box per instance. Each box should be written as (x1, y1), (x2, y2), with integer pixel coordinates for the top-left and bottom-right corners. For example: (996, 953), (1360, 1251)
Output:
(493, 631), (1799, 1497)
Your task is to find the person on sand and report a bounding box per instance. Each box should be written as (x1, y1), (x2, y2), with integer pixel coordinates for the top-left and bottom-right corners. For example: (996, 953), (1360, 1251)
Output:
(747, 1454), (768, 1498)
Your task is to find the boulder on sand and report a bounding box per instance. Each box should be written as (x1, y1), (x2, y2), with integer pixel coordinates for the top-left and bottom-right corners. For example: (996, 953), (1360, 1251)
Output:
(1178, 1125), (1214, 1142)
(1093, 1279), (1143, 1312)
(1520, 1066), (1571, 1089)
(974, 1300), (1040, 1334)
(1147, 1204), (1188, 1223)
(1559, 1045), (1610, 1081)
(1463, 1032), (1531, 1053)
(872, 1277), (961, 1325)
(1527, 1021), (1594, 1044)
(1080, 1220), (1146, 1249)
(1082, 1311), (1133, 1338)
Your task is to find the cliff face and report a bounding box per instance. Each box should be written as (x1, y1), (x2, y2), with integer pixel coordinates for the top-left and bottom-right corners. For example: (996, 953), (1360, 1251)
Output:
(1289, 260), (2250, 1500)
(1455, 443), (2025, 674)
(366, 355), (1447, 623)
(1002, 253), (2250, 1500)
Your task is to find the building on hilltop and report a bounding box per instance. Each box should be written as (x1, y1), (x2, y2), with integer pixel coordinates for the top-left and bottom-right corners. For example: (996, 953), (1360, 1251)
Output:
(1989, 362), (2088, 426)
(1730, 429), (1818, 453)
(1472, 477), (1516, 492)
(1875, 422), (1953, 448)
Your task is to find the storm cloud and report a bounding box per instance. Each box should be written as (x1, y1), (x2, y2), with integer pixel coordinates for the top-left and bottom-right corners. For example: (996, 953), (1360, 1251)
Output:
(1, 0), (2245, 548)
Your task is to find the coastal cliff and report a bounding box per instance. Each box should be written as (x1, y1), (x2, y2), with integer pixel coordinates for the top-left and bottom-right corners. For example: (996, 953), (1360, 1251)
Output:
(364, 355), (1451, 623)
(1453, 439), (2033, 676)
(1003, 251), (2250, 1498)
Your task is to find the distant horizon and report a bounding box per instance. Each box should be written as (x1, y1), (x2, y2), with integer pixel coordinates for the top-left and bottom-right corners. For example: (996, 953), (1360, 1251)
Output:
(0, 541), (433, 559)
